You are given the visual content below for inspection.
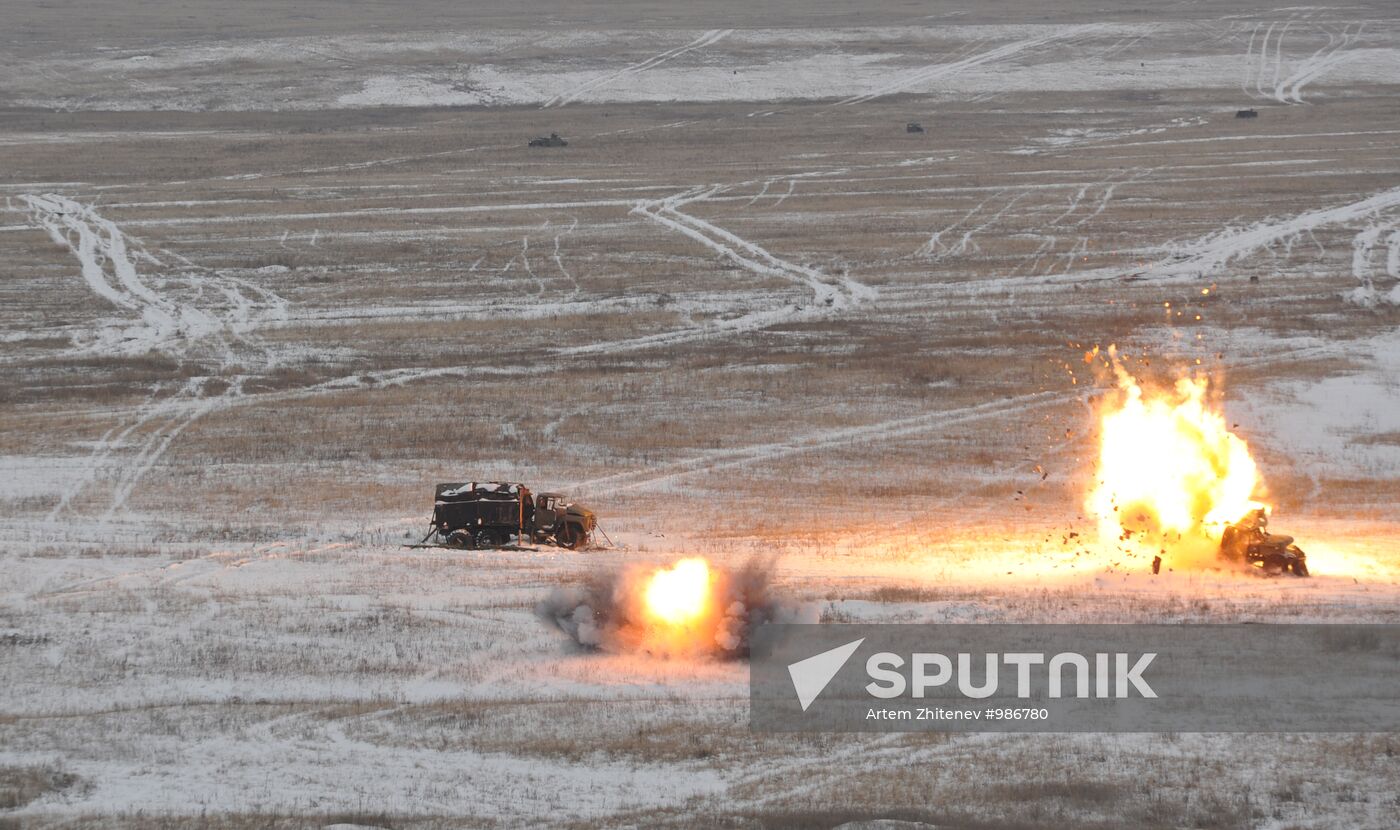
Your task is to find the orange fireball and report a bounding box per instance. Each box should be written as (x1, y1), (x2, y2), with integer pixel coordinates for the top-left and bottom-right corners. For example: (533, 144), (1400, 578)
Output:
(642, 558), (713, 626)
(1088, 353), (1265, 565)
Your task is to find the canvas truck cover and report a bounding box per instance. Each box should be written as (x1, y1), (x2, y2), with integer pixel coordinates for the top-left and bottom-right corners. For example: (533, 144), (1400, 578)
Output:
(432, 482), (529, 532)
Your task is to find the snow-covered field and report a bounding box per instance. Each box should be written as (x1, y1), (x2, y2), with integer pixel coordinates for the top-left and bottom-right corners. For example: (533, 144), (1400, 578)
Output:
(2, 0), (1399, 827)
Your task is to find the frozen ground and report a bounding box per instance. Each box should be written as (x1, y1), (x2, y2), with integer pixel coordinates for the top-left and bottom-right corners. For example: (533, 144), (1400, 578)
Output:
(2, 0), (1399, 827)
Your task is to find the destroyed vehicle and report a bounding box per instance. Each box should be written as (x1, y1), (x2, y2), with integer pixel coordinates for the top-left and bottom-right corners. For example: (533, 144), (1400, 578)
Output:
(427, 481), (596, 549)
(1236, 108), (1258, 119)
(528, 132), (568, 147)
(906, 122), (924, 133)
(1220, 508), (1309, 576)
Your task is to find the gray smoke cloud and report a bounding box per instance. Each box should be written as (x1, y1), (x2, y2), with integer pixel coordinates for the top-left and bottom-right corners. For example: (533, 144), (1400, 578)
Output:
(537, 557), (817, 658)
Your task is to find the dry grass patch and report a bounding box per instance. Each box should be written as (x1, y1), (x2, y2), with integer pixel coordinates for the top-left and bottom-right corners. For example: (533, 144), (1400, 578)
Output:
(0, 764), (81, 810)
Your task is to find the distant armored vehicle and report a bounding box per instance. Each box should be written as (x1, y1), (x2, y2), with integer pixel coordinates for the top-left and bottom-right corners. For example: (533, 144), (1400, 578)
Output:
(1235, 109), (1258, 119)
(906, 122), (924, 133)
(1220, 508), (1308, 576)
(529, 132), (568, 147)
(425, 481), (596, 549)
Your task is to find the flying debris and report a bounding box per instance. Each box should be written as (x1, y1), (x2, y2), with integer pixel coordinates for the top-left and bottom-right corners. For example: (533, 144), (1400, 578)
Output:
(1086, 348), (1292, 572)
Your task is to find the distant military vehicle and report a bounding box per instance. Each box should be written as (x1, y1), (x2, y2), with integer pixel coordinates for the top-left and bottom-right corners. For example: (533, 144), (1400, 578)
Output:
(906, 122), (924, 133)
(424, 481), (596, 549)
(1235, 108), (1258, 119)
(529, 132), (568, 147)
(1220, 508), (1309, 576)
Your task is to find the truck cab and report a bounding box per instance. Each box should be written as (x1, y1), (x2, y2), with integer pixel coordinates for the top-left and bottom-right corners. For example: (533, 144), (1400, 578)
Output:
(534, 491), (596, 549)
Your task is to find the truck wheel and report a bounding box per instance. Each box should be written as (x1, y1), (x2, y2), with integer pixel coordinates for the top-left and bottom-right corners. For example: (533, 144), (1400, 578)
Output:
(446, 529), (475, 549)
(474, 529), (497, 549)
(557, 524), (580, 549)
(1219, 528), (1239, 561)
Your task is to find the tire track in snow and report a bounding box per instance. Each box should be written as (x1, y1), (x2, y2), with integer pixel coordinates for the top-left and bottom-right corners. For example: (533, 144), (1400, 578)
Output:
(1276, 25), (1340, 101)
(21, 194), (287, 359)
(837, 25), (1099, 106)
(1015, 234), (1059, 277)
(769, 179), (797, 209)
(572, 392), (1064, 497)
(916, 190), (1028, 260)
(1346, 217), (1400, 307)
(1057, 236), (1091, 274)
(21, 194), (286, 521)
(1050, 184), (1092, 226)
(23, 194), (197, 356)
(1241, 23), (1261, 98)
(541, 29), (732, 108)
(1069, 169), (1148, 230)
(559, 162), (906, 355)
(1095, 26), (1156, 61)
(100, 380), (244, 522)
(1242, 17), (1363, 104)
(42, 375), (247, 523)
(1277, 24), (1363, 103)
(962, 185), (1400, 296)
(22, 157), (901, 504)
(917, 169), (1140, 264)
(574, 158), (1139, 355)
(1252, 22), (1278, 99)
(636, 186), (875, 311)
(1269, 21), (1292, 98)
(548, 217), (581, 295)
(1145, 186), (1400, 283)
(561, 183), (877, 355)
(42, 382), (173, 522)
(743, 180), (773, 207)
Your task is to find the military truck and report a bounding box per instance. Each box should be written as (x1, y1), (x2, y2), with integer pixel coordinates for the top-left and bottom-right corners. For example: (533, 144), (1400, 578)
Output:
(1220, 508), (1309, 576)
(529, 132), (568, 147)
(426, 481), (596, 549)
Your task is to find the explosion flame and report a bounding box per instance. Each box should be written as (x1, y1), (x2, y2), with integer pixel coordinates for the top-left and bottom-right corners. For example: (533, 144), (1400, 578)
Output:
(539, 557), (814, 658)
(1088, 352), (1265, 567)
(643, 558), (713, 626)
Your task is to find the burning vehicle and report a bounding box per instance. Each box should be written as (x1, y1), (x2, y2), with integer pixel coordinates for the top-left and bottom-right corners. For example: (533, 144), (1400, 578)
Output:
(423, 481), (596, 549)
(1086, 346), (1313, 576)
(1220, 508), (1309, 576)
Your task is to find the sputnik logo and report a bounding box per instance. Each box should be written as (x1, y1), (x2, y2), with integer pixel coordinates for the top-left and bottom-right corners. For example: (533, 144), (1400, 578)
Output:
(787, 638), (864, 711)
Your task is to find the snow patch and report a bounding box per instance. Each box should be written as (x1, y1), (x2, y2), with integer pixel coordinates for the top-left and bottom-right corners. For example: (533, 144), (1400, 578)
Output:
(0, 457), (92, 499)
(337, 75), (489, 107)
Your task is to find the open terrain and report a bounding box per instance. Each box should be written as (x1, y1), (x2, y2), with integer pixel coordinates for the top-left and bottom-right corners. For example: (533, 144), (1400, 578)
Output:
(2, 1), (1400, 827)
